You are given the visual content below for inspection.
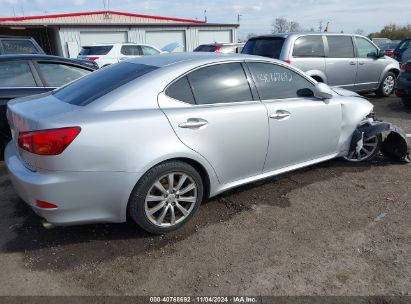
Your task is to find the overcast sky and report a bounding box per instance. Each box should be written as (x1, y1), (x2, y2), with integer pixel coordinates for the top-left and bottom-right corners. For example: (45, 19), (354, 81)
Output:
(0, 0), (409, 38)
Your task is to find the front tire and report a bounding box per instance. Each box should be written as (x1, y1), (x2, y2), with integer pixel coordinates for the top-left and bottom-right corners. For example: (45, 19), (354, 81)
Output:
(344, 133), (382, 162)
(376, 72), (396, 97)
(128, 161), (203, 234)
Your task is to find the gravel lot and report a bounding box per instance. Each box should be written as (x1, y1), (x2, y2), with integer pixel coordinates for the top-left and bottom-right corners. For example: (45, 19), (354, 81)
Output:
(0, 95), (410, 296)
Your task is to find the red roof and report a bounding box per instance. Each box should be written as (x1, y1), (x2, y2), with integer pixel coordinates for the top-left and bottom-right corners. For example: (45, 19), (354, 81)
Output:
(0, 10), (206, 24)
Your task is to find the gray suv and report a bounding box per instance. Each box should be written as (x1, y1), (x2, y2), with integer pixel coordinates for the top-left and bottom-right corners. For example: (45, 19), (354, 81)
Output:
(242, 33), (400, 96)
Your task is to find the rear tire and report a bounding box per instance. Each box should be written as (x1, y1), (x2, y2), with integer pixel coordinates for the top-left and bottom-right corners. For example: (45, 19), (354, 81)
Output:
(128, 161), (203, 234)
(376, 72), (396, 97)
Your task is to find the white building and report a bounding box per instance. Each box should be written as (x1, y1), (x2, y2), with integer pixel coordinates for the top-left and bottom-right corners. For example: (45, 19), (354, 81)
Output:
(0, 10), (238, 57)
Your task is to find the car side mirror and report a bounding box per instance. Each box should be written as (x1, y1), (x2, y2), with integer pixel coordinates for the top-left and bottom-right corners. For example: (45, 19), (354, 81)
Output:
(377, 49), (385, 58)
(314, 82), (334, 101)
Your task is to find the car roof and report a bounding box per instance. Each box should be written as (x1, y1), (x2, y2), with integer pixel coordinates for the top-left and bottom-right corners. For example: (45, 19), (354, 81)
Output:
(249, 32), (367, 39)
(82, 43), (156, 47)
(127, 52), (275, 68)
(0, 54), (96, 67)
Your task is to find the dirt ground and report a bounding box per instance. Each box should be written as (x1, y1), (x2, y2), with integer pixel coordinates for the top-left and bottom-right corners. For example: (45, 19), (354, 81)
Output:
(0, 95), (410, 296)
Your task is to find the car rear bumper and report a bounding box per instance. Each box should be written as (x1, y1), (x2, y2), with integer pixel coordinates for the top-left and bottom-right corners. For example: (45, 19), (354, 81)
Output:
(395, 75), (411, 98)
(5, 142), (141, 226)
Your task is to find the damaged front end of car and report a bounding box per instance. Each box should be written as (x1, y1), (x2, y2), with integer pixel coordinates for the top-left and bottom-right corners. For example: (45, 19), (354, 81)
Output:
(347, 117), (410, 162)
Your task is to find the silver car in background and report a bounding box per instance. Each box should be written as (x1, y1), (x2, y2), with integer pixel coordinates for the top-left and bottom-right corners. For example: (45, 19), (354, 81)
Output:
(242, 33), (400, 97)
(5, 53), (408, 234)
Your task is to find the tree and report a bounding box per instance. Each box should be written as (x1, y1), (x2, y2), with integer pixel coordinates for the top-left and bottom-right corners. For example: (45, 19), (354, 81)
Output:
(369, 24), (411, 40)
(272, 17), (289, 33)
(355, 29), (365, 36)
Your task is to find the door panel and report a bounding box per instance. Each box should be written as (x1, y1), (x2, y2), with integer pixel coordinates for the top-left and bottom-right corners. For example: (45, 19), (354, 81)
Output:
(262, 99), (341, 172)
(159, 95), (269, 184)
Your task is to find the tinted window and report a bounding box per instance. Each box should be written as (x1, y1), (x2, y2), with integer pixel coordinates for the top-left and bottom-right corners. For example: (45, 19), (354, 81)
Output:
(293, 36), (325, 57)
(242, 37), (285, 59)
(194, 45), (216, 52)
(79, 46), (113, 55)
(397, 39), (411, 51)
(0, 61), (36, 87)
(53, 62), (158, 106)
(37, 62), (91, 87)
(247, 63), (315, 100)
(1, 39), (39, 54)
(121, 45), (142, 56)
(327, 36), (354, 58)
(188, 63), (252, 104)
(355, 37), (378, 58)
(165, 76), (195, 104)
(142, 46), (160, 55)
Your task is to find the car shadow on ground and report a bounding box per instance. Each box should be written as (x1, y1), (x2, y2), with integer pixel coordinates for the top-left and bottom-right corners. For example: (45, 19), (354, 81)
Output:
(0, 155), (399, 271)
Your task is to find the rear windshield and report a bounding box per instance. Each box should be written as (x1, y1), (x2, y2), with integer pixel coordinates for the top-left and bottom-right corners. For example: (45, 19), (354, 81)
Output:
(53, 62), (158, 106)
(242, 37), (285, 59)
(79, 45), (113, 56)
(194, 45), (216, 52)
(1, 39), (40, 54)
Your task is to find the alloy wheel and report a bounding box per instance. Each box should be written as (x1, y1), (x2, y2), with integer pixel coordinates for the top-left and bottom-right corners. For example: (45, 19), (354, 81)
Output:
(383, 75), (395, 95)
(344, 135), (380, 162)
(144, 172), (198, 227)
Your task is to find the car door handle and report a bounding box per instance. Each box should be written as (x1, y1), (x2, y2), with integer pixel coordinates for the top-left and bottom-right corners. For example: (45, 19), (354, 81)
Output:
(270, 111), (291, 120)
(349, 61), (357, 65)
(178, 118), (208, 129)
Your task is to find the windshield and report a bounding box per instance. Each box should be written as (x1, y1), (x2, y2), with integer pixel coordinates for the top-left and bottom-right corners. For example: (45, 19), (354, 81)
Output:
(53, 62), (158, 106)
(242, 37), (285, 59)
(79, 45), (113, 56)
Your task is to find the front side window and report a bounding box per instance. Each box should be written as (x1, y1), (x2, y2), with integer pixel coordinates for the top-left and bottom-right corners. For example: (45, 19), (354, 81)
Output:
(355, 37), (378, 58)
(121, 45), (142, 56)
(1, 40), (39, 54)
(327, 36), (355, 58)
(165, 76), (195, 104)
(293, 36), (325, 57)
(187, 63), (253, 105)
(53, 62), (158, 106)
(0, 61), (36, 87)
(247, 62), (315, 100)
(142, 46), (160, 55)
(37, 62), (91, 87)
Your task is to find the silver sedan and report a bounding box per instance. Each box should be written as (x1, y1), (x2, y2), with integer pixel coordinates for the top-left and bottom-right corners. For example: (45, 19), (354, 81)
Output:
(5, 53), (409, 234)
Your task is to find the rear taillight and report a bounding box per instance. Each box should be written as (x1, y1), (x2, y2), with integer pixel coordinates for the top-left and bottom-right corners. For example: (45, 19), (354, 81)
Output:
(214, 45), (222, 53)
(87, 57), (99, 61)
(18, 127), (81, 155)
(36, 200), (58, 209)
(400, 63), (411, 73)
(385, 50), (394, 57)
(283, 59), (291, 64)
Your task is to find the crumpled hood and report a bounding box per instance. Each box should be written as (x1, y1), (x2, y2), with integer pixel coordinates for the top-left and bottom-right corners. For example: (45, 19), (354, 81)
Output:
(331, 87), (360, 97)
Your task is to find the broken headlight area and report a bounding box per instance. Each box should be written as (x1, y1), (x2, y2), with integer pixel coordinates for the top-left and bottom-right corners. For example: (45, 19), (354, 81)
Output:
(349, 119), (410, 162)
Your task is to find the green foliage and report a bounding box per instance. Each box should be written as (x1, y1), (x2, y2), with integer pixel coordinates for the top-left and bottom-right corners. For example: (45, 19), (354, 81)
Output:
(369, 24), (411, 40)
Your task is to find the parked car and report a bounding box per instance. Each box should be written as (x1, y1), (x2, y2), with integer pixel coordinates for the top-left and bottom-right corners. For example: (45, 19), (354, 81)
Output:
(395, 60), (411, 107)
(0, 35), (45, 55)
(78, 43), (170, 68)
(242, 33), (400, 96)
(379, 42), (399, 58)
(194, 43), (245, 54)
(0, 54), (97, 154)
(5, 53), (408, 234)
(394, 38), (411, 63)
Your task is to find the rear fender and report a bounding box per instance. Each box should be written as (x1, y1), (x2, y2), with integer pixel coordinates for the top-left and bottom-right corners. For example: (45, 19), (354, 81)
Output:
(350, 120), (410, 162)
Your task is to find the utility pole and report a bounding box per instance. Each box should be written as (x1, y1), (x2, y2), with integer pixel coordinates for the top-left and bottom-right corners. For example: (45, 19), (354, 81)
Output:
(237, 13), (242, 24)
(319, 21), (323, 32)
(204, 9), (207, 23)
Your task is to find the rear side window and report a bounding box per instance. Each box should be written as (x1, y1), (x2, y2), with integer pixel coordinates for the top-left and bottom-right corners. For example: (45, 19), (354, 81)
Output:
(293, 36), (325, 57)
(79, 46), (113, 56)
(53, 62), (158, 106)
(37, 62), (91, 87)
(121, 45), (142, 56)
(242, 37), (285, 59)
(247, 62), (315, 100)
(193, 45), (216, 52)
(1, 39), (39, 54)
(0, 61), (36, 87)
(165, 76), (195, 104)
(327, 36), (354, 58)
(187, 63), (253, 104)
